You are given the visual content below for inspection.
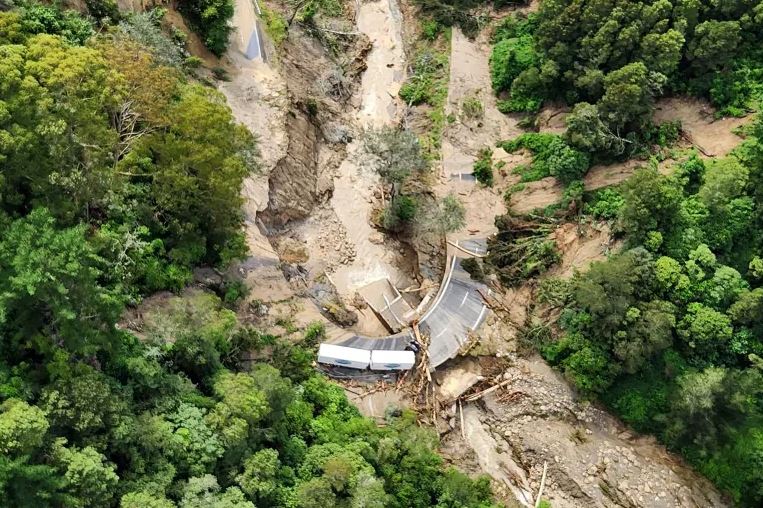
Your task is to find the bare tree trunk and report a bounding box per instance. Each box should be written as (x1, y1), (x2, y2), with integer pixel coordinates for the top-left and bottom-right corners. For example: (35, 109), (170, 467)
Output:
(288, 0), (309, 26)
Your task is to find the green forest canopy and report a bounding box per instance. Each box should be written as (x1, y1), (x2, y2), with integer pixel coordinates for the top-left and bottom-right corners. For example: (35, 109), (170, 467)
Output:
(483, 2), (763, 504)
(537, 119), (763, 505)
(0, 5), (499, 507)
(489, 0), (763, 156)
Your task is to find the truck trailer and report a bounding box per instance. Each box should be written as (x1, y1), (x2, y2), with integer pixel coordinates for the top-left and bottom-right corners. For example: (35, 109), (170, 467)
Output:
(370, 350), (416, 370)
(317, 344), (371, 369)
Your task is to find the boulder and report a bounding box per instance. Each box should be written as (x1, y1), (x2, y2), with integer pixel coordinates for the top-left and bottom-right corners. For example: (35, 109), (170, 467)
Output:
(276, 237), (309, 264)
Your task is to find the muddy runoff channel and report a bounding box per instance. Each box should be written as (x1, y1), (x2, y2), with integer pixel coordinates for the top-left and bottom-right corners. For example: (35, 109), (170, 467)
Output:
(221, 0), (419, 324)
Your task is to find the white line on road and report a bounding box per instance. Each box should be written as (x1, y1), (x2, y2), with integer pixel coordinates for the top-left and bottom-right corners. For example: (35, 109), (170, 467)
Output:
(471, 305), (487, 330)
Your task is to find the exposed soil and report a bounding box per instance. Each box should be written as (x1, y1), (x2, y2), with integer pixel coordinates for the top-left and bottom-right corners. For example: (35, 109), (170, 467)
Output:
(439, 356), (728, 508)
(536, 104), (570, 135)
(290, 0), (423, 303)
(436, 26), (522, 241)
(508, 97), (752, 214)
(549, 222), (619, 278)
(162, 7), (222, 68)
(220, 1), (295, 304)
(654, 96), (751, 157)
(216, 0), (423, 321)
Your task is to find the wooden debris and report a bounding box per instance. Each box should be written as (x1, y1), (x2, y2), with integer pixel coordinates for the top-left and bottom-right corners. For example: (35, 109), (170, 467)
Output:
(477, 289), (523, 328)
(535, 462), (548, 508)
(680, 130), (713, 157)
(497, 390), (527, 404)
(399, 283), (439, 294)
(457, 333), (480, 356)
(464, 378), (513, 402)
(447, 240), (486, 258)
(408, 321), (441, 425)
(459, 400), (465, 440)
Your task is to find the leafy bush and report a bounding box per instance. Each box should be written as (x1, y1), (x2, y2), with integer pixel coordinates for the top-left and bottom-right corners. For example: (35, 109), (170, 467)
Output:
(411, 0), (483, 37)
(421, 19), (441, 41)
(496, 94), (542, 114)
(18, 2), (94, 44)
(500, 133), (590, 184)
(644, 120), (682, 148)
(489, 35), (537, 93)
(118, 10), (186, 66)
(261, 5), (287, 45)
(473, 148), (494, 186)
(585, 188), (625, 220)
(382, 195), (418, 231)
(177, 0), (234, 56)
(546, 139), (590, 183)
(84, 0), (119, 24)
(212, 66), (230, 80)
(707, 54), (763, 116)
(489, 14), (545, 113)
(399, 50), (447, 106)
(461, 96), (484, 120)
(460, 257), (485, 282)
(420, 194), (467, 235)
(491, 13), (537, 43)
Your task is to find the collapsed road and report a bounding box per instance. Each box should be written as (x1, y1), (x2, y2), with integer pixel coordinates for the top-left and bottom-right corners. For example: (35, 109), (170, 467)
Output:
(324, 239), (491, 370)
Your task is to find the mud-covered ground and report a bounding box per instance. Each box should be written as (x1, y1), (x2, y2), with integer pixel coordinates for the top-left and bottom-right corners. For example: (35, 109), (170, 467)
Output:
(437, 356), (727, 508)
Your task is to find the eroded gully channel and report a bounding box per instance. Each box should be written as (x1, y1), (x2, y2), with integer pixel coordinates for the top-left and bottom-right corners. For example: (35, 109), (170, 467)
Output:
(221, 0), (429, 333)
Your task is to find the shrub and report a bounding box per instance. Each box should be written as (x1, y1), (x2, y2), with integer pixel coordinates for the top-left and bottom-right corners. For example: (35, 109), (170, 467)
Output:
(473, 148), (494, 186)
(489, 35), (538, 93)
(500, 133), (590, 184)
(19, 2), (94, 44)
(382, 195), (418, 231)
(184, 56), (203, 69)
(497, 95), (542, 114)
(545, 138), (590, 184)
(303, 322), (326, 346)
(118, 11), (186, 67)
(644, 120), (682, 147)
(491, 12), (537, 43)
(261, 5), (287, 45)
(585, 188), (625, 220)
(411, 0), (483, 37)
(305, 98), (318, 117)
(460, 257), (485, 282)
(177, 0), (234, 56)
(212, 66), (230, 81)
(421, 19), (441, 41)
(421, 194), (466, 235)
(559, 180), (585, 210)
(85, 0), (119, 24)
(461, 96), (484, 120)
(399, 77), (433, 105)
(223, 279), (249, 306)
(398, 50), (447, 107)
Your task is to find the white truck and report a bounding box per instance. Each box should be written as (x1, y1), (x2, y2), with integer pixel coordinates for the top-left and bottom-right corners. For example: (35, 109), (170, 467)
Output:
(370, 350), (416, 370)
(317, 344), (371, 369)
